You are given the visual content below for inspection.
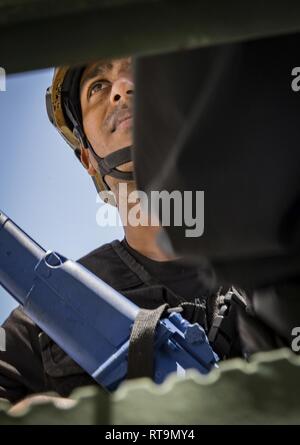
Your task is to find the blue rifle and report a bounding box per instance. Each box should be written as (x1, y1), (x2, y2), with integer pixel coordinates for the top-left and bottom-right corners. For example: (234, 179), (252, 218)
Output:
(0, 211), (218, 390)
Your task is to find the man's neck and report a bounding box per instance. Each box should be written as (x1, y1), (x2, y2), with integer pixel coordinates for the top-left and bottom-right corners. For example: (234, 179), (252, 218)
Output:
(123, 224), (178, 262)
(114, 181), (179, 261)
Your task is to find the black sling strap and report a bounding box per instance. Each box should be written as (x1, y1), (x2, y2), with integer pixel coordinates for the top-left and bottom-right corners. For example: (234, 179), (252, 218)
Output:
(127, 303), (169, 380)
(111, 240), (159, 286)
(111, 240), (183, 379)
(111, 240), (185, 307)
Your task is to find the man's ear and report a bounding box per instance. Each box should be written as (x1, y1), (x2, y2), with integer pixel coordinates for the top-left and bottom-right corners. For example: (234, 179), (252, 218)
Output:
(80, 147), (97, 176)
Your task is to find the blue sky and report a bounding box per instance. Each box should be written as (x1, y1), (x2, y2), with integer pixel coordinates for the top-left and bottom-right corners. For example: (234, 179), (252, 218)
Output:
(0, 69), (123, 324)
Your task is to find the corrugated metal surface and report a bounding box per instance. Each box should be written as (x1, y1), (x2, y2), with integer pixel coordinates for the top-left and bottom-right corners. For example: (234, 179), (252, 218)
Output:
(1, 349), (299, 424)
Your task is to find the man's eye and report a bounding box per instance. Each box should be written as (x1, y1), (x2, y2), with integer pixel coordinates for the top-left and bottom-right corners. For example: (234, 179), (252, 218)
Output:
(89, 81), (109, 98)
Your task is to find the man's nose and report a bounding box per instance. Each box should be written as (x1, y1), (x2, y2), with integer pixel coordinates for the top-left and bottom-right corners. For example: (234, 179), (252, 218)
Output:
(110, 78), (134, 105)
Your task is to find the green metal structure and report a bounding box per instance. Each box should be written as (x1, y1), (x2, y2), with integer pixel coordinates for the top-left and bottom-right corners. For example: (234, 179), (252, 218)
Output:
(2, 0), (300, 73)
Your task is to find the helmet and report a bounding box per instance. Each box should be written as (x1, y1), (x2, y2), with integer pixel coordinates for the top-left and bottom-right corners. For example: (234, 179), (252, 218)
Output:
(46, 66), (134, 206)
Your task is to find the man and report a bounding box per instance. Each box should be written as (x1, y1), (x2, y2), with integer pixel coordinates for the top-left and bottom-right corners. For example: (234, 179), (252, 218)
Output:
(0, 57), (224, 409)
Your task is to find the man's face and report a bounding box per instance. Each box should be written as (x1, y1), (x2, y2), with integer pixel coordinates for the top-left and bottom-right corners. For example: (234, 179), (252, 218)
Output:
(80, 57), (134, 179)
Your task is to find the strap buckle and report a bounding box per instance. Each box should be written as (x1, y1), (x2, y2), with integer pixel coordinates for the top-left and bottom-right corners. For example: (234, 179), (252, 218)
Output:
(208, 287), (247, 358)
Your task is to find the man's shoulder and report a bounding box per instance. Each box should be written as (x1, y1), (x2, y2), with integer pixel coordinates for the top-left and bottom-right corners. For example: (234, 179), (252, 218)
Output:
(79, 241), (117, 261)
(77, 240), (121, 269)
(77, 240), (142, 290)
(2, 306), (37, 331)
(1, 305), (42, 358)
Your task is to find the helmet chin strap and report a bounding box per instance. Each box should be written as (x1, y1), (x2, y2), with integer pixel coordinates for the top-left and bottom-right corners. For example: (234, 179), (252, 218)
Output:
(86, 140), (134, 182)
(78, 130), (134, 188)
(64, 100), (134, 188)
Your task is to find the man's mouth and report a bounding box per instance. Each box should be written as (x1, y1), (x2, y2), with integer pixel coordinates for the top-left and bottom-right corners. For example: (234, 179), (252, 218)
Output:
(111, 113), (133, 132)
